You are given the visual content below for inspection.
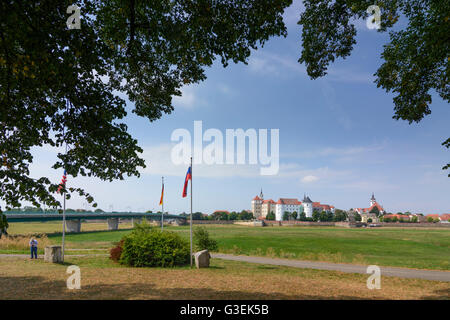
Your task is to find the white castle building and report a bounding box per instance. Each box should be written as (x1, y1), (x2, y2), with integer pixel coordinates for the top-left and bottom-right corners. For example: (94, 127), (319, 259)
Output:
(251, 190), (334, 221)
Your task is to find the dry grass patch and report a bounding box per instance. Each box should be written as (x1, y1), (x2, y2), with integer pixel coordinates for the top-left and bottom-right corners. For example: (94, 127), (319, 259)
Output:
(7, 221), (133, 235)
(0, 256), (448, 300)
(0, 234), (52, 251)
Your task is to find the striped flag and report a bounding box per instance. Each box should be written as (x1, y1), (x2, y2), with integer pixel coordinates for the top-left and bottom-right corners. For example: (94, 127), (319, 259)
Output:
(57, 169), (67, 194)
(159, 182), (164, 205)
(182, 166), (192, 198)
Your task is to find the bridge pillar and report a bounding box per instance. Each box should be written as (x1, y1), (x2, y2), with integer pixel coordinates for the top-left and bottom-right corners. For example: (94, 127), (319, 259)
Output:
(131, 218), (143, 227)
(107, 218), (119, 230)
(66, 220), (81, 233)
(174, 219), (186, 226)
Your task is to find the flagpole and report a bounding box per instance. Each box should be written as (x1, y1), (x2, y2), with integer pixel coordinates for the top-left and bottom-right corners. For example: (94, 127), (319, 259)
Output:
(161, 176), (164, 231)
(62, 191), (66, 262)
(190, 156), (193, 268)
(61, 99), (69, 263)
(62, 141), (68, 263)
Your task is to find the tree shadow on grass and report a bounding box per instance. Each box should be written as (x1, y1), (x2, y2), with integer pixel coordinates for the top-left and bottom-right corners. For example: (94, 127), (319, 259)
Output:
(0, 275), (369, 300)
(421, 288), (450, 300)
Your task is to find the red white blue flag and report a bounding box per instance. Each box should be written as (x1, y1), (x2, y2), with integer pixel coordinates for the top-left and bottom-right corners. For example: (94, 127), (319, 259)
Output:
(182, 166), (192, 198)
(57, 169), (67, 194)
(159, 182), (164, 205)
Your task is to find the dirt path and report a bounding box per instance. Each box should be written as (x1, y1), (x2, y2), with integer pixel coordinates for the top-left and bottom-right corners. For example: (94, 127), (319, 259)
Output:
(212, 253), (450, 282)
(2, 252), (449, 282)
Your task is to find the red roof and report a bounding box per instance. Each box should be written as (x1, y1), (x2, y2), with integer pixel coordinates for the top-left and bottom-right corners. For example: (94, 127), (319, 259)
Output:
(253, 196), (261, 201)
(213, 210), (230, 215)
(263, 199), (275, 204)
(426, 214), (440, 218)
(312, 202), (334, 211)
(276, 198), (301, 205)
(440, 214), (450, 221)
(357, 202), (384, 214)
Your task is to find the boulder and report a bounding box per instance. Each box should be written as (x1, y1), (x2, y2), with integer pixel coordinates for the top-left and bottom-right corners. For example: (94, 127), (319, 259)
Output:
(194, 249), (211, 268)
(44, 245), (63, 263)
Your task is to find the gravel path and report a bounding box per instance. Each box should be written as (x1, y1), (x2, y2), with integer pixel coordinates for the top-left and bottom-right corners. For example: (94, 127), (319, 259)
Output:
(212, 253), (450, 282)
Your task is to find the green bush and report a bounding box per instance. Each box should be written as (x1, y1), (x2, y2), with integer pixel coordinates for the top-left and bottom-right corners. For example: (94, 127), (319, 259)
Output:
(119, 220), (190, 267)
(266, 211), (275, 220)
(194, 226), (218, 252)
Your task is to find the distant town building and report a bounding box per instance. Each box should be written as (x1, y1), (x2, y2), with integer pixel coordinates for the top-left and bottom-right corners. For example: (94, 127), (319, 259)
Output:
(382, 214), (409, 221)
(312, 201), (335, 213)
(275, 198), (302, 221)
(261, 199), (276, 219)
(251, 192), (334, 221)
(302, 195), (313, 218)
(355, 193), (385, 215)
(251, 189), (264, 219)
(426, 214), (440, 221)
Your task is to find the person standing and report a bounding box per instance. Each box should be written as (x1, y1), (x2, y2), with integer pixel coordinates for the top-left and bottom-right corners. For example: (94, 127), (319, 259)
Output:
(29, 237), (38, 259)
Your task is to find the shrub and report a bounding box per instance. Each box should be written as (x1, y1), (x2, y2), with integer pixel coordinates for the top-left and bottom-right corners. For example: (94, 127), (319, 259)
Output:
(266, 211), (275, 220)
(109, 239), (124, 262)
(193, 226), (218, 252)
(119, 224), (190, 267)
(367, 218), (373, 223)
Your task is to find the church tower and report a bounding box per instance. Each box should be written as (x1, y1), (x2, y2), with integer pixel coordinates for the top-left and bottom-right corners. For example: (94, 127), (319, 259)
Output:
(370, 193), (376, 206)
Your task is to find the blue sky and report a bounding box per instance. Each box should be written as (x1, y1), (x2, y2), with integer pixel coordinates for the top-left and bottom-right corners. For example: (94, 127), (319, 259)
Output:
(5, 1), (449, 214)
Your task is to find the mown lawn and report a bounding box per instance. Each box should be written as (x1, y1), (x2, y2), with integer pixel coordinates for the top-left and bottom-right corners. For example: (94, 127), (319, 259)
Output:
(0, 256), (448, 300)
(6, 222), (450, 270)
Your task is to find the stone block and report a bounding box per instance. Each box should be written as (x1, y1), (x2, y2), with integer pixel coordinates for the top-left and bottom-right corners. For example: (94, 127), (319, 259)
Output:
(194, 249), (211, 268)
(44, 245), (62, 263)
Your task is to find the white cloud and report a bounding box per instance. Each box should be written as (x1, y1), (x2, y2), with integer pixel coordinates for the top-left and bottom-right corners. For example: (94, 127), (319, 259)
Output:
(283, 143), (386, 160)
(248, 51), (306, 77)
(216, 83), (237, 97)
(326, 67), (375, 84)
(301, 175), (319, 183)
(172, 86), (202, 109)
(141, 143), (262, 178)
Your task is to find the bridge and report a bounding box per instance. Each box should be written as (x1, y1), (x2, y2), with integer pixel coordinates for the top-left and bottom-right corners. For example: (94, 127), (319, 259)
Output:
(5, 212), (187, 232)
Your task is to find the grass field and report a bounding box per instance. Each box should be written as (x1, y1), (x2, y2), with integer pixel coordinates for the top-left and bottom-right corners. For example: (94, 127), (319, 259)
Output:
(4, 222), (450, 270)
(0, 256), (448, 300)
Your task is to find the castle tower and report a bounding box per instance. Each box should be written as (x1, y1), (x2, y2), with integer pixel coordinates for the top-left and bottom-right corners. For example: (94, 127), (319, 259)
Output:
(302, 194), (313, 218)
(251, 190), (263, 218)
(370, 193), (376, 206)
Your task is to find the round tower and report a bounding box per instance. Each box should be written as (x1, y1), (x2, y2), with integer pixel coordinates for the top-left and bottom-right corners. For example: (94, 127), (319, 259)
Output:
(302, 194), (313, 218)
